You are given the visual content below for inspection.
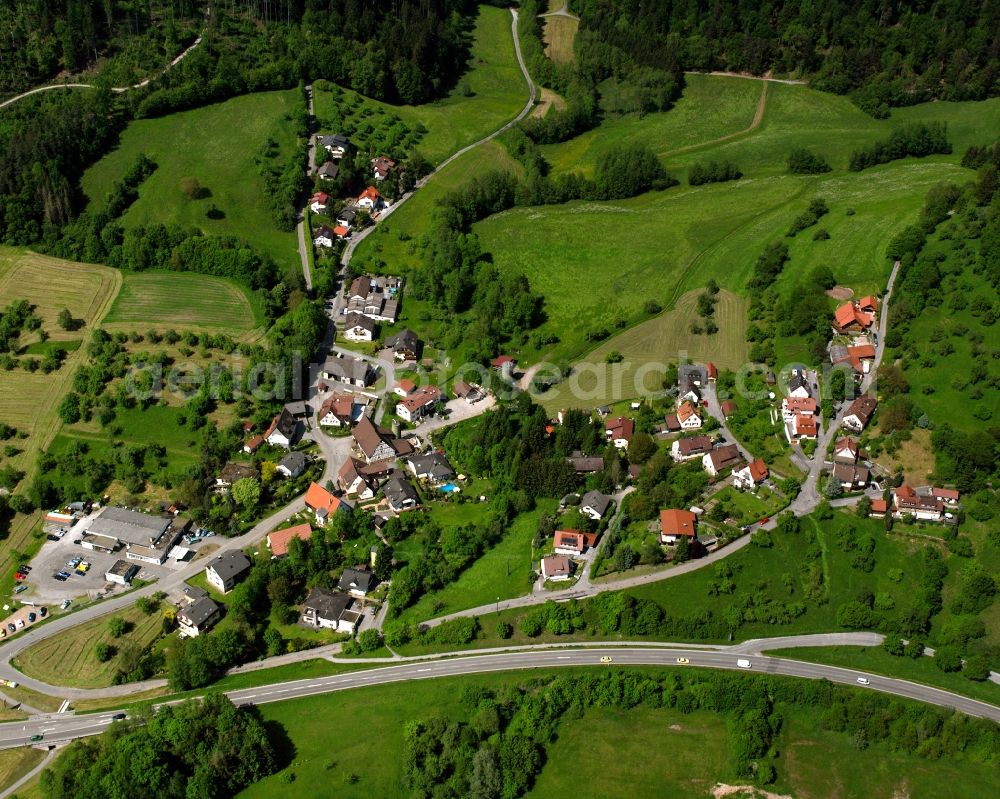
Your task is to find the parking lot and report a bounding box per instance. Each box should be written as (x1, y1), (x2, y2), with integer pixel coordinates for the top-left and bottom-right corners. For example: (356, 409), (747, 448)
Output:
(0, 602), (49, 643)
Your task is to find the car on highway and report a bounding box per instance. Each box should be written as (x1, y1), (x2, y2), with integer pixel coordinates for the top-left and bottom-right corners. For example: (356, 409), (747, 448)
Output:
(600, 655), (613, 664)
(676, 657), (690, 664)
(736, 659), (752, 669)
(29, 734), (43, 742)
(856, 677), (871, 685)
(112, 713), (127, 720)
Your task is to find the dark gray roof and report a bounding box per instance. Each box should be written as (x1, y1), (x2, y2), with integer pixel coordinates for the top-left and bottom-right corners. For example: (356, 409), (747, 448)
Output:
(345, 312), (376, 332)
(386, 328), (419, 351)
(319, 161), (340, 179)
(279, 451), (308, 473)
(179, 596), (220, 628)
(303, 587), (352, 621)
(568, 456), (604, 473)
(384, 473), (419, 509)
(581, 490), (611, 516)
(272, 408), (298, 437)
(324, 357), (372, 384)
(89, 507), (171, 544)
(338, 207), (356, 221)
(338, 568), (376, 593)
(207, 550), (252, 583)
(787, 368), (810, 394)
(284, 401), (310, 417)
(106, 559), (137, 578)
(319, 133), (350, 148)
(407, 452), (455, 481)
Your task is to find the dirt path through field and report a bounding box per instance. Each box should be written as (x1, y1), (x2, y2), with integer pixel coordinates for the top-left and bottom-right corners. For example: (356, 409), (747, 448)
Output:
(663, 79), (769, 159)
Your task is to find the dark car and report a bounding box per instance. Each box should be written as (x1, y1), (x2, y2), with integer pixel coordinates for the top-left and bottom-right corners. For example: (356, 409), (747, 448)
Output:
(39, 607), (47, 617)
(46, 534), (59, 542)
(18, 565), (31, 572)
(112, 713), (127, 721)
(29, 734), (43, 742)
(6, 623), (14, 633)
(53, 574), (67, 582)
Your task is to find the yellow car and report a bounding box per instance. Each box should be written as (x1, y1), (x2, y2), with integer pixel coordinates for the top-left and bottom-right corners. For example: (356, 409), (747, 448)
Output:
(676, 657), (690, 664)
(600, 655), (613, 664)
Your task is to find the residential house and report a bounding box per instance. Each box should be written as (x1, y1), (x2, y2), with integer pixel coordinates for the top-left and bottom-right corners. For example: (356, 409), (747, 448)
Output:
(721, 400), (737, 418)
(832, 299), (877, 334)
(309, 192), (332, 213)
(205, 551), (252, 594)
(397, 385), (442, 423)
(662, 413), (681, 433)
(705, 362), (718, 382)
(786, 368), (811, 399)
(319, 133), (351, 158)
(553, 530), (586, 555)
(318, 161), (340, 181)
(385, 329), (421, 361)
(842, 396), (878, 432)
(453, 380), (485, 403)
(334, 225), (350, 240)
(395, 378), (416, 398)
(677, 365), (704, 404)
(833, 437), (859, 464)
(733, 458), (768, 490)
(605, 416), (635, 449)
(301, 587), (361, 633)
(781, 397), (818, 421)
(371, 156), (396, 181)
(568, 454), (604, 474)
(580, 490), (611, 520)
(384, 472), (419, 512)
(336, 207), (357, 228)
(677, 401), (702, 430)
(319, 394), (355, 427)
(284, 401), (311, 419)
(177, 597), (221, 637)
(243, 435), (264, 454)
(305, 481), (353, 523)
(357, 186), (383, 211)
(671, 435), (713, 462)
(785, 413), (818, 443)
(541, 554), (573, 581)
(832, 342), (876, 376)
(931, 487), (960, 506)
(343, 312), (376, 342)
(266, 522), (313, 557)
(313, 225), (336, 248)
(214, 461), (256, 494)
(833, 461), (870, 490)
(894, 485), (944, 521)
(491, 355), (516, 373)
(264, 409), (298, 448)
(322, 355), (375, 388)
(353, 416), (399, 463)
(869, 499), (889, 517)
(407, 452), (456, 485)
(338, 458), (379, 500)
(339, 567), (376, 597)
(659, 509), (696, 544)
(346, 274), (401, 323)
(703, 444), (742, 477)
(277, 451), (308, 479)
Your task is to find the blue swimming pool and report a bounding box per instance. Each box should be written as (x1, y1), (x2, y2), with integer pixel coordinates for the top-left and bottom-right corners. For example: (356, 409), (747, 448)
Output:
(439, 483), (461, 493)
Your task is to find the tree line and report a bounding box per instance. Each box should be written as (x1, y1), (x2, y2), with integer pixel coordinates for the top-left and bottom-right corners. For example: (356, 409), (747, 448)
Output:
(848, 123), (952, 172)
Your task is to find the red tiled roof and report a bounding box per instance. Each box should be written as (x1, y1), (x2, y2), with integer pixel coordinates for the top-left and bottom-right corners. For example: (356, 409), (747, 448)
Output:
(334, 225), (349, 237)
(267, 523), (313, 556)
(664, 414), (680, 431)
(783, 397), (817, 414)
(858, 295), (878, 312)
(748, 458), (768, 482)
(795, 415), (817, 436)
(304, 482), (347, 517)
(491, 355), (515, 367)
(721, 400), (737, 417)
(554, 530), (585, 552)
(660, 509), (696, 538)
(848, 344), (876, 359)
(244, 435), (264, 451)
(397, 379), (416, 394)
(870, 499), (888, 514)
(605, 416), (635, 442)
(310, 192), (331, 205)
(358, 186), (381, 203)
(932, 487), (960, 501)
(677, 401), (699, 422)
(706, 362), (717, 379)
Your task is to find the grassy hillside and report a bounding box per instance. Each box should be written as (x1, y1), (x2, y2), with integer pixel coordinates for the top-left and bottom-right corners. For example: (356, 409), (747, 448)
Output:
(235, 669), (1000, 799)
(312, 5), (528, 166)
(104, 272), (263, 338)
(0, 248), (120, 590)
(81, 90), (302, 275)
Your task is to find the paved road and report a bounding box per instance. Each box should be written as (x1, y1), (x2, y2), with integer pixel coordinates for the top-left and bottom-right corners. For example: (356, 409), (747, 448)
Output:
(862, 260), (900, 396)
(1, 641), (998, 750)
(339, 7), (536, 269)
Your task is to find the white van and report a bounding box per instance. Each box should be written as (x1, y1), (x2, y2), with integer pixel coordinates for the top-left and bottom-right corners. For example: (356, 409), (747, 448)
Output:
(736, 659), (752, 669)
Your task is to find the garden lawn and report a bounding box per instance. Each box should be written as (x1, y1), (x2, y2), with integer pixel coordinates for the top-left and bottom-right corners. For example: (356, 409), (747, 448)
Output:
(103, 272), (263, 338)
(13, 604), (164, 689)
(775, 645), (1000, 707)
(312, 6), (528, 166)
(81, 90), (302, 275)
(711, 485), (787, 524)
(397, 501), (555, 624)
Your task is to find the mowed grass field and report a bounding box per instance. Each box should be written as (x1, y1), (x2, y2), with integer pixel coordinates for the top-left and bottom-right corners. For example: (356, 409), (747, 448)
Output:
(0, 248), (120, 586)
(542, 14), (579, 65)
(81, 90), (301, 275)
(13, 604), (164, 688)
(313, 6), (528, 166)
(0, 748), (46, 796)
(536, 288), (748, 412)
(104, 272), (263, 338)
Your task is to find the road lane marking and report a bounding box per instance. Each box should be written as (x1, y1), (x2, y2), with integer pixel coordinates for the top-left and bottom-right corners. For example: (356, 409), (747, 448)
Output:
(556, 656), (571, 659)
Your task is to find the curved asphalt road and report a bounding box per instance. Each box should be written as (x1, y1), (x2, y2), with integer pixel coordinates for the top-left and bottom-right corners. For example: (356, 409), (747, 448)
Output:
(1, 645), (997, 751)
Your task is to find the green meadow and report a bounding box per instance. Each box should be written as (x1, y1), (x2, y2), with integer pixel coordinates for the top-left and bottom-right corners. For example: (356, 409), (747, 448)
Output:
(313, 5), (528, 166)
(82, 90), (303, 275)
